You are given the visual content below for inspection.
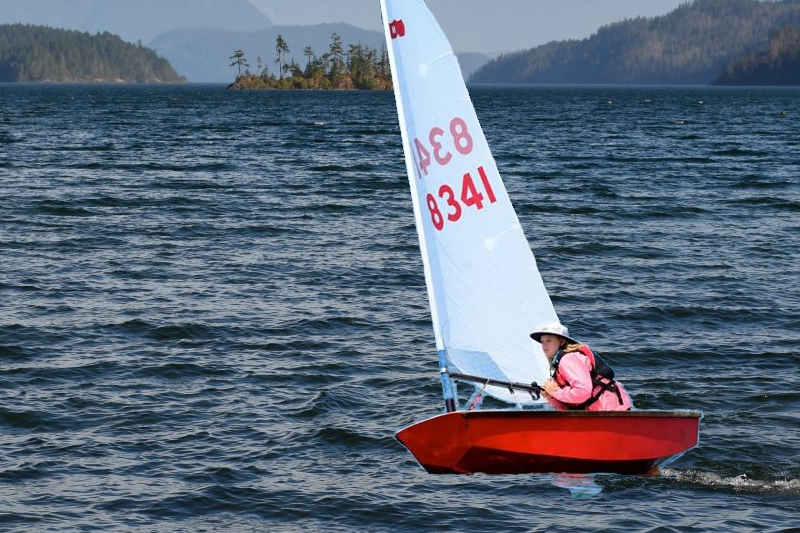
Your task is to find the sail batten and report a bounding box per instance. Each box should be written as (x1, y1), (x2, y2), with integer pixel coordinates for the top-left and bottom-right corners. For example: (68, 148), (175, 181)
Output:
(381, 0), (557, 405)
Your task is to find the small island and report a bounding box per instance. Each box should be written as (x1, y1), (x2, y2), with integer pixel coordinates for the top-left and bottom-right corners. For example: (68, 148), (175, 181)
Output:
(228, 33), (392, 90)
(0, 24), (184, 83)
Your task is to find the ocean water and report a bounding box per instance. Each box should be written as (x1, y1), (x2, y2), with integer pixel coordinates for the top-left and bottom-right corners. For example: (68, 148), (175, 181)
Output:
(1, 83), (799, 532)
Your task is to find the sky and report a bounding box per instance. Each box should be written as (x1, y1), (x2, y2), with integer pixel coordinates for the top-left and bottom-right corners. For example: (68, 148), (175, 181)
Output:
(250, 0), (690, 55)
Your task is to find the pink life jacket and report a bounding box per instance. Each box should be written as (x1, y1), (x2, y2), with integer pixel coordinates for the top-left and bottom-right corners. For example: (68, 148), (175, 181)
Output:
(553, 344), (624, 409)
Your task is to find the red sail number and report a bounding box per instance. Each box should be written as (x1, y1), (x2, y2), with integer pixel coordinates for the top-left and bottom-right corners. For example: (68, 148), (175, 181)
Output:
(413, 117), (474, 177)
(426, 166), (496, 231)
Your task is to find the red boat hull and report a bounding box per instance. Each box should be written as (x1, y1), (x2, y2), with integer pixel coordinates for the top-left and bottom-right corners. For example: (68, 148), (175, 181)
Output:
(396, 409), (701, 475)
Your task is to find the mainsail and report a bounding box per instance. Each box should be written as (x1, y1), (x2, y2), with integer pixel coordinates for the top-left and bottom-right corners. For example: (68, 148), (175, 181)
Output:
(380, 0), (558, 405)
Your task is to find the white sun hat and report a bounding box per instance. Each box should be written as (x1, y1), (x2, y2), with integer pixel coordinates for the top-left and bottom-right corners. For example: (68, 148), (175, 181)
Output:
(530, 322), (578, 344)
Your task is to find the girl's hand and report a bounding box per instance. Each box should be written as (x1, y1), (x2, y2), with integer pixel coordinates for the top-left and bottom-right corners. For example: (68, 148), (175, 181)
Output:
(542, 379), (559, 396)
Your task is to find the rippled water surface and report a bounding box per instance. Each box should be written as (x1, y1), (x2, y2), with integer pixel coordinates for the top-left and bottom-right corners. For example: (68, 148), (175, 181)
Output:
(1, 84), (799, 531)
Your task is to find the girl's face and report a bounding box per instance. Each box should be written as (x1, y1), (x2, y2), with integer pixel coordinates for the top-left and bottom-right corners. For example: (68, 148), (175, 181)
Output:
(540, 334), (563, 361)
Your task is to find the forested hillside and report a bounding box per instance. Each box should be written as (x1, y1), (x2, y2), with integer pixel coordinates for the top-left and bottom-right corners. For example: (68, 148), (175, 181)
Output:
(0, 24), (185, 83)
(471, 0), (800, 85)
(713, 26), (800, 84)
(0, 0), (271, 44)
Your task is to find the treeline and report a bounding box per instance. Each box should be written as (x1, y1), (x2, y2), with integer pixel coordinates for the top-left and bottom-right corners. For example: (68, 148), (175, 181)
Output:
(470, 0), (800, 85)
(228, 32), (392, 90)
(713, 26), (800, 84)
(0, 24), (185, 83)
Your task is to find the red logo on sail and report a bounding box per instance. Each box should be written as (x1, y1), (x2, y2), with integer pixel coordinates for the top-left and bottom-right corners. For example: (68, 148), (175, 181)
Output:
(389, 19), (406, 39)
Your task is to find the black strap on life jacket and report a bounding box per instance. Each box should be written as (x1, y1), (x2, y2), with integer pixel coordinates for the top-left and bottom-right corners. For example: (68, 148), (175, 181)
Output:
(551, 347), (624, 409)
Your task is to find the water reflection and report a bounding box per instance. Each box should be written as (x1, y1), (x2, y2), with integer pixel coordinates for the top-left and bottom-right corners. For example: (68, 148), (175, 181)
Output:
(551, 473), (603, 498)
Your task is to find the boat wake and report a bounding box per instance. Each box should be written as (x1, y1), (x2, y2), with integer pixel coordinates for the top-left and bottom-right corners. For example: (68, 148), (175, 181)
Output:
(551, 473), (603, 498)
(663, 469), (800, 495)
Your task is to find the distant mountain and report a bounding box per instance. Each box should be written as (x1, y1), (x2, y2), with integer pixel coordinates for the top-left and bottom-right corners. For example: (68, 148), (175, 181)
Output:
(248, 0), (381, 32)
(713, 25), (800, 85)
(470, 0), (800, 85)
(457, 53), (492, 81)
(0, 0), (272, 43)
(0, 24), (184, 83)
(0, 0), (95, 30)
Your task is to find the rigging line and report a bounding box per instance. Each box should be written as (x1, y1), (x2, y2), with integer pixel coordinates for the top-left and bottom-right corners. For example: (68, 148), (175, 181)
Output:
(450, 371), (542, 400)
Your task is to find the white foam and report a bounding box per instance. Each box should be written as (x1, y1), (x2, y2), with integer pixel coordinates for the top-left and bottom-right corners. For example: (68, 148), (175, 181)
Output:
(663, 469), (800, 494)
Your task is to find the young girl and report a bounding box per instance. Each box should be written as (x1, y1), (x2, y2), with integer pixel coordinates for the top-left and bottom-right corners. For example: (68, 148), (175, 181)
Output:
(530, 323), (632, 411)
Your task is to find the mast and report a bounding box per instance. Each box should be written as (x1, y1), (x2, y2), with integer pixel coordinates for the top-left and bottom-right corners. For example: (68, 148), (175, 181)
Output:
(379, 0), (456, 411)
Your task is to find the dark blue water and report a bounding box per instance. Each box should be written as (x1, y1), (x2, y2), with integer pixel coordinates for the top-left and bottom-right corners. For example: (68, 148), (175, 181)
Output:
(1, 84), (799, 531)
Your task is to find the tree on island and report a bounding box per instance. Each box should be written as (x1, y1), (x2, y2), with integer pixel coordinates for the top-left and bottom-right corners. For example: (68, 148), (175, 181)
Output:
(303, 46), (315, 73)
(228, 32), (392, 90)
(275, 34), (289, 80)
(328, 32), (345, 82)
(229, 49), (248, 77)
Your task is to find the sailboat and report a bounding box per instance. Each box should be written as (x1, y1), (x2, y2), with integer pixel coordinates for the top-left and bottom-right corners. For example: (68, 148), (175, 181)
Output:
(379, 0), (701, 475)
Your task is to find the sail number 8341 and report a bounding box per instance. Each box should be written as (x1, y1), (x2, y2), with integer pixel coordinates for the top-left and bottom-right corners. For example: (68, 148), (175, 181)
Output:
(426, 166), (496, 231)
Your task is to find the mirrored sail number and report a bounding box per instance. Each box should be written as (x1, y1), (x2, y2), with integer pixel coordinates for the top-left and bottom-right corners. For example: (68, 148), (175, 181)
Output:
(426, 166), (497, 231)
(412, 117), (473, 177)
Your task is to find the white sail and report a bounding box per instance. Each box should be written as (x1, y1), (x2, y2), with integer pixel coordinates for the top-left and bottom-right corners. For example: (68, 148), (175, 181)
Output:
(380, 0), (558, 405)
